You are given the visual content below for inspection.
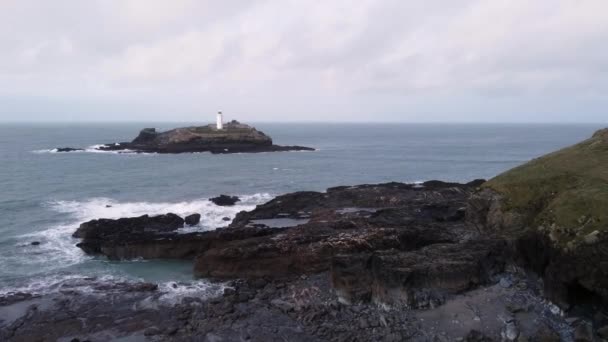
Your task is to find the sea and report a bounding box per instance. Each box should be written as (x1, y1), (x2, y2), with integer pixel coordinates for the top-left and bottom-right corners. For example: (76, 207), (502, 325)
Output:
(0, 122), (603, 300)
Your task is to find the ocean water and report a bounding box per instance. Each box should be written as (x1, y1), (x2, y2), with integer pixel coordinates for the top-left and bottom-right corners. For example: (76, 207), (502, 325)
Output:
(0, 122), (603, 297)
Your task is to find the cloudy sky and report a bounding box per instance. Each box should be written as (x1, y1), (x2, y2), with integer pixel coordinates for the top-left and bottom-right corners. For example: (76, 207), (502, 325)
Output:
(1, 0), (607, 123)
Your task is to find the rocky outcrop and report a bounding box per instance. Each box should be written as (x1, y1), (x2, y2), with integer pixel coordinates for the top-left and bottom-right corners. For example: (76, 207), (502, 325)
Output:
(73, 212), (286, 260)
(194, 181), (490, 301)
(331, 239), (506, 308)
(73, 213), (185, 239)
(184, 213), (201, 226)
(209, 195), (240, 206)
(58, 121), (315, 154)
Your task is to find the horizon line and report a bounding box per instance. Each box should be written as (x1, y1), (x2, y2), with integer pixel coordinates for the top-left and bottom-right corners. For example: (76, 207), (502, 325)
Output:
(0, 120), (605, 125)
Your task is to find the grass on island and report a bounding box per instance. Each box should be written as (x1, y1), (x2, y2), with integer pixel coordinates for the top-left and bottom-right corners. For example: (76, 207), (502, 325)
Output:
(483, 128), (608, 246)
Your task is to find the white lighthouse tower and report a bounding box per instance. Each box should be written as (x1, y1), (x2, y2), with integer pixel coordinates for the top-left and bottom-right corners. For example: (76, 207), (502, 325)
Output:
(216, 111), (223, 130)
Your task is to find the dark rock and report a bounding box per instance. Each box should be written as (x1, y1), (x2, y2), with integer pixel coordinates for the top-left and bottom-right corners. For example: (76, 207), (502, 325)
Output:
(73, 210), (284, 261)
(144, 326), (162, 336)
(331, 239), (506, 308)
(222, 217), (231, 221)
(195, 181), (481, 279)
(55, 147), (84, 152)
(0, 292), (38, 306)
(250, 278), (267, 289)
(210, 195), (240, 206)
(132, 128), (158, 144)
(30, 241), (41, 246)
(574, 321), (595, 342)
(185, 213), (201, 226)
(270, 299), (294, 313)
(73, 213), (184, 239)
(597, 325), (608, 339)
(532, 324), (561, 342)
(127, 282), (158, 292)
(465, 330), (494, 342)
(223, 288), (236, 297)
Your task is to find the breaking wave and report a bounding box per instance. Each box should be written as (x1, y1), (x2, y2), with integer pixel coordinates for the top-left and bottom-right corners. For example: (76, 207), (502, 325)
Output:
(2, 193), (272, 296)
(32, 144), (142, 155)
(46, 193), (272, 232)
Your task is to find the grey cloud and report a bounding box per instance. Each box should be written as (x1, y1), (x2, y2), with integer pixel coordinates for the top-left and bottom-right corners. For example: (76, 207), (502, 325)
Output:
(0, 0), (607, 122)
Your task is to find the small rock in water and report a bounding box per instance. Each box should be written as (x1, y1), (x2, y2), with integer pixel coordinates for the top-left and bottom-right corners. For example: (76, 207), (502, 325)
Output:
(209, 195), (240, 206)
(185, 213), (201, 226)
(222, 217), (231, 221)
(105, 205), (112, 208)
(30, 241), (41, 246)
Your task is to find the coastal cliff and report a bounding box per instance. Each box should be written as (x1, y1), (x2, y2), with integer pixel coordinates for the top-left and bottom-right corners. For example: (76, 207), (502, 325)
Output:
(468, 128), (608, 309)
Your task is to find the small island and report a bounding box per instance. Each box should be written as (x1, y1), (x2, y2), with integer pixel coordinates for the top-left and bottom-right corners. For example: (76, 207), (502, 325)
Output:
(59, 112), (315, 154)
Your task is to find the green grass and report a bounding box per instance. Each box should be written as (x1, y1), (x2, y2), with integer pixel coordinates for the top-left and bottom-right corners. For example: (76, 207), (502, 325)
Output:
(484, 129), (608, 246)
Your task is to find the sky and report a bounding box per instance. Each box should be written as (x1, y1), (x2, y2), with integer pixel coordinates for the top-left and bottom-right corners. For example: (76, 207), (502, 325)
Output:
(0, 0), (607, 123)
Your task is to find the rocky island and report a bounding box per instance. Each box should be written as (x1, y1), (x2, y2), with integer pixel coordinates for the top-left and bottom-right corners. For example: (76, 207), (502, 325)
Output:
(4, 129), (608, 341)
(57, 120), (314, 154)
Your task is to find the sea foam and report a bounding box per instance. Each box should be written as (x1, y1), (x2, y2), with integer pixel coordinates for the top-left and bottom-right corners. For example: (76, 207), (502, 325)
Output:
(4, 193), (273, 296)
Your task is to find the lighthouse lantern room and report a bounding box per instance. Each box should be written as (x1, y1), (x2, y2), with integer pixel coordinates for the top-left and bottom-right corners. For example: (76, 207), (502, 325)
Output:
(216, 111), (223, 130)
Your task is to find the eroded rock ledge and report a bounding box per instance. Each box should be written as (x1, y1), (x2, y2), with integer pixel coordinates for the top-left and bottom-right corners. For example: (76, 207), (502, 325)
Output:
(72, 174), (608, 315)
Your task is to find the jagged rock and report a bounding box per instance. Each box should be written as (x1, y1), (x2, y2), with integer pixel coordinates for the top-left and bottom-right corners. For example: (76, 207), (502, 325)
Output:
(331, 239), (506, 308)
(210, 195), (240, 206)
(195, 181), (481, 280)
(73, 212), (282, 260)
(73, 213), (184, 239)
(185, 213), (201, 226)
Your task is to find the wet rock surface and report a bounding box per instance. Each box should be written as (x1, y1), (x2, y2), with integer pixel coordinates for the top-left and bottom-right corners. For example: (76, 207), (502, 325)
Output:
(0, 272), (580, 341)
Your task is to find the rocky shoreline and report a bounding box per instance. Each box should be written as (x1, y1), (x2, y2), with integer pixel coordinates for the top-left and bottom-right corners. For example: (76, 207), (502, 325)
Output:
(2, 179), (607, 341)
(3, 129), (608, 341)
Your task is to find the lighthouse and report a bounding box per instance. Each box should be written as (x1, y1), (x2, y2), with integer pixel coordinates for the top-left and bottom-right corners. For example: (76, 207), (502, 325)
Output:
(216, 111), (223, 130)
